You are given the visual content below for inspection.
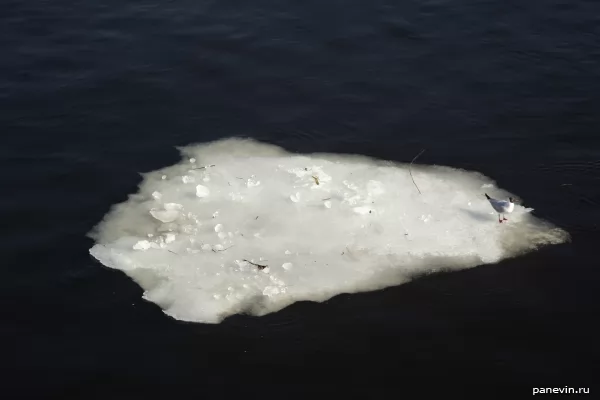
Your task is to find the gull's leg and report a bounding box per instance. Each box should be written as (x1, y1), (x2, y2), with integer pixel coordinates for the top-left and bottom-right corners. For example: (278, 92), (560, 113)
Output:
(498, 213), (502, 223)
(503, 214), (508, 221)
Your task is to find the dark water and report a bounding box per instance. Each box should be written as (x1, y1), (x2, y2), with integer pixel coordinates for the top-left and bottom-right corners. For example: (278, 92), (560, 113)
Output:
(3, 0), (600, 397)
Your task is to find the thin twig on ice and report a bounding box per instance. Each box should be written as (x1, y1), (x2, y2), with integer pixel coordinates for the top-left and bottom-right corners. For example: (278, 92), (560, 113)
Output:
(243, 259), (268, 270)
(409, 149), (425, 194)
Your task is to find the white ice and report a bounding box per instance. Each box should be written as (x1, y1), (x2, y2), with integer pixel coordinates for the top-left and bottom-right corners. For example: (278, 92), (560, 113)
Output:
(88, 137), (569, 323)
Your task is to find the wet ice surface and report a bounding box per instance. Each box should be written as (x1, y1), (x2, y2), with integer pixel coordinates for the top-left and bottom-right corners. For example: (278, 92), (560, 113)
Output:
(89, 138), (569, 323)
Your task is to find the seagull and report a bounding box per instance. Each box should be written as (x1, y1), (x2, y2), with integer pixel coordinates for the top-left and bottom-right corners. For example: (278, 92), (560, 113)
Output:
(485, 193), (515, 223)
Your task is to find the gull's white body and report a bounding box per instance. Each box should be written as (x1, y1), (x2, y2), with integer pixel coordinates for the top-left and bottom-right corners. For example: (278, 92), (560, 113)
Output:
(488, 197), (514, 214)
